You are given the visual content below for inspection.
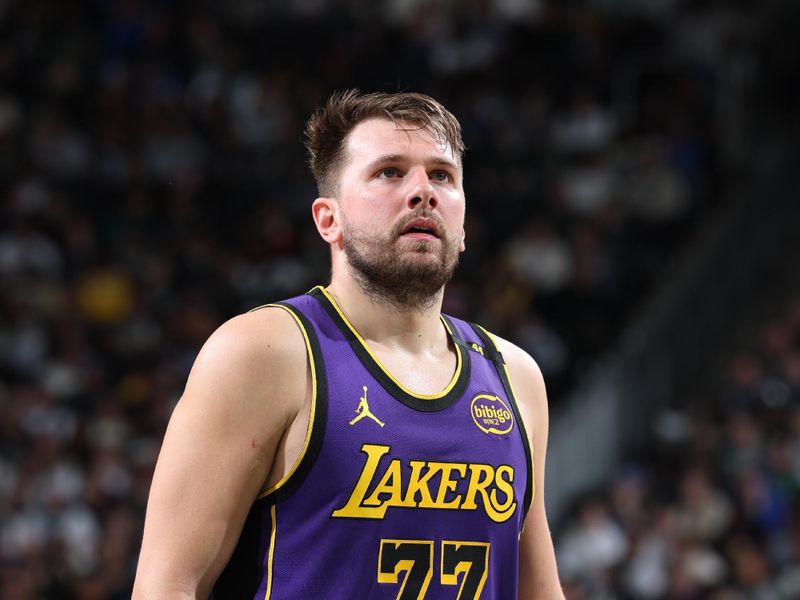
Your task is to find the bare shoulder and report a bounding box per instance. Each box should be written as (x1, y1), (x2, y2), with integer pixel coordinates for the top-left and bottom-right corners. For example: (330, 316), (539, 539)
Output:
(179, 305), (309, 441)
(198, 306), (305, 366)
(190, 305), (308, 382)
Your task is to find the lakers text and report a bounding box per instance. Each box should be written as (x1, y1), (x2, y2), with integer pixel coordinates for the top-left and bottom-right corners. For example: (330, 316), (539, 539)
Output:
(331, 444), (517, 523)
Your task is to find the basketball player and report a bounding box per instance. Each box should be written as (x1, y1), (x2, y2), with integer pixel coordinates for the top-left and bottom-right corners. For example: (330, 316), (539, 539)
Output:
(133, 90), (564, 599)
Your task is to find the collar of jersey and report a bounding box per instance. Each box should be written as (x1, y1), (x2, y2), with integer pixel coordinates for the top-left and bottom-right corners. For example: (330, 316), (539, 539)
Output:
(309, 285), (470, 412)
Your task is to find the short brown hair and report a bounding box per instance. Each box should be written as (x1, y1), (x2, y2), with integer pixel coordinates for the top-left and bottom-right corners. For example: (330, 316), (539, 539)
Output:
(303, 89), (465, 197)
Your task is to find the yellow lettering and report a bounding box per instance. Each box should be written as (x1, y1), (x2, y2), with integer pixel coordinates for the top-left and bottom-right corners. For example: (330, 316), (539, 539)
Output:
(404, 460), (439, 508)
(433, 463), (466, 509)
(363, 459), (406, 507)
(461, 464), (494, 511)
(487, 465), (516, 523)
(330, 444), (518, 523)
(331, 444), (391, 519)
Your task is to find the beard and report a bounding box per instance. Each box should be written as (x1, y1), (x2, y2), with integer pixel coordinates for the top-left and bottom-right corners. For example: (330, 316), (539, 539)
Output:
(342, 212), (461, 311)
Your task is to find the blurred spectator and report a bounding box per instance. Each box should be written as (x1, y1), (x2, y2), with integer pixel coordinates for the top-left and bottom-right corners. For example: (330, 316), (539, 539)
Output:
(558, 497), (629, 583)
(552, 90), (616, 155)
(620, 139), (692, 226)
(506, 218), (574, 294)
(675, 467), (733, 544)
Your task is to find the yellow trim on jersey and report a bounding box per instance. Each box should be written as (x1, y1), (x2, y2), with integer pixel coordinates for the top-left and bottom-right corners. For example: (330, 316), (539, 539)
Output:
(316, 285), (463, 400)
(248, 303), (272, 312)
(256, 304), (318, 499)
(263, 504), (277, 600)
(476, 325), (535, 506)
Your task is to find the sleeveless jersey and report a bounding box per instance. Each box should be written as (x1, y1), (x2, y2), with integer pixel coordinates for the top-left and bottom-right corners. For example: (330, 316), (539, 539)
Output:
(213, 286), (533, 600)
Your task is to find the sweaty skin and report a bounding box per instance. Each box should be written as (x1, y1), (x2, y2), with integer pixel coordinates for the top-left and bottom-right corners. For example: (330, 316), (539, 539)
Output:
(133, 118), (564, 599)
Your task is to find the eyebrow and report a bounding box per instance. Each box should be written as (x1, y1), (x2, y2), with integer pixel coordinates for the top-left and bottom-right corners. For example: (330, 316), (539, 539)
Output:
(365, 154), (461, 172)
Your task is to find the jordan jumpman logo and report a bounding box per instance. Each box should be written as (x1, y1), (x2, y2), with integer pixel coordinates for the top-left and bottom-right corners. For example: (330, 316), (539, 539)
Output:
(349, 386), (385, 427)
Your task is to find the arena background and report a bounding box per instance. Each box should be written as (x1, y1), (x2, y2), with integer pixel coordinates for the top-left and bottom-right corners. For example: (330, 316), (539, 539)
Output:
(1, 0), (799, 598)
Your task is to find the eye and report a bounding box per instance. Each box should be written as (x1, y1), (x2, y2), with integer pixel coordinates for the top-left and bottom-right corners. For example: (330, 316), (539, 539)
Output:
(378, 167), (401, 179)
(431, 170), (451, 183)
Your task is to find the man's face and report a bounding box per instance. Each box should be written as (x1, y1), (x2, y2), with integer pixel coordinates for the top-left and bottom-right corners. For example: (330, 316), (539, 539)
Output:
(335, 118), (466, 309)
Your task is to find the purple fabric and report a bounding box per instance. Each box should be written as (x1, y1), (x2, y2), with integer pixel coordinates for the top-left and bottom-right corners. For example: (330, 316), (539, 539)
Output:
(246, 291), (530, 599)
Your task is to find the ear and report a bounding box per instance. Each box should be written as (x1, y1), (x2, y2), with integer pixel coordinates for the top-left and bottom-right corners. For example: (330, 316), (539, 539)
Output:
(312, 197), (342, 246)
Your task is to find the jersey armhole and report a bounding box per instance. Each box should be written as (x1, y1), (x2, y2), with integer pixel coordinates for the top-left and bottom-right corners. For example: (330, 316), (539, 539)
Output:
(255, 302), (328, 505)
(469, 323), (535, 523)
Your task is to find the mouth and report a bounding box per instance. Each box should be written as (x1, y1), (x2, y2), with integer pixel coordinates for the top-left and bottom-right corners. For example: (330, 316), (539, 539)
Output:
(400, 217), (441, 240)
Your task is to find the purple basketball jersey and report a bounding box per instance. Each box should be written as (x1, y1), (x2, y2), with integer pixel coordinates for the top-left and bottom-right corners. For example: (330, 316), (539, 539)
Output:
(213, 286), (533, 599)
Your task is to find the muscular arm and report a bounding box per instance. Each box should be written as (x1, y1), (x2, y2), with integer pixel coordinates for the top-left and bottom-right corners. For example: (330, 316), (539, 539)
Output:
(492, 336), (564, 600)
(132, 308), (308, 599)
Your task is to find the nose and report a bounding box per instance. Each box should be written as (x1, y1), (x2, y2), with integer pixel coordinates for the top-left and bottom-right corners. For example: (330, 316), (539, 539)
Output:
(405, 168), (437, 210)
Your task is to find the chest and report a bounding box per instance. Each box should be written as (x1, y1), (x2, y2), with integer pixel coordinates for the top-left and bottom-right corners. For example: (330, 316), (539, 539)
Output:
(365, 343), (459, 396)
(311, 333), (526, 532)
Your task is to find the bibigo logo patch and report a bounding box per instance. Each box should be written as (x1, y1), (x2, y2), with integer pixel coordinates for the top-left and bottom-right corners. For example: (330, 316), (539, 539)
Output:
(470, 394), (514, 436)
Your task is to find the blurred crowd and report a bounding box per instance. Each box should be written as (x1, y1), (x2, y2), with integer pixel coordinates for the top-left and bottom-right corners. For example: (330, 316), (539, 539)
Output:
(0, 0), (755, 597)
(557, 296), (800, 599)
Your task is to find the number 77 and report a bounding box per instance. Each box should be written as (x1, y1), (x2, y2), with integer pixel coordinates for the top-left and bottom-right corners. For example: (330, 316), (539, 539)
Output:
(377, 539), (491, 600)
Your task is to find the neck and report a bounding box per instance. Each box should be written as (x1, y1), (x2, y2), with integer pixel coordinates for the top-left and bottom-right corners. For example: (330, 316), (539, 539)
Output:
(326, 275), (447, 353)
